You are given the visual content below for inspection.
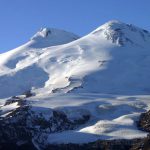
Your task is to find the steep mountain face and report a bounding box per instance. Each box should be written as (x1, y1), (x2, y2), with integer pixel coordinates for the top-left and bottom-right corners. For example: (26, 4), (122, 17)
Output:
(0, 20), (150, 149)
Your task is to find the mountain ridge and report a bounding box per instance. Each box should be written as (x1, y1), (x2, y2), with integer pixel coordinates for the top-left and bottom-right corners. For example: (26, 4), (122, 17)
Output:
(0, 20), (150, 98)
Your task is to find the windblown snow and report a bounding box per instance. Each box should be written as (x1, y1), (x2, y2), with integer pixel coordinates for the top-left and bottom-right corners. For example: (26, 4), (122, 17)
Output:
(0, 20), (150, 144)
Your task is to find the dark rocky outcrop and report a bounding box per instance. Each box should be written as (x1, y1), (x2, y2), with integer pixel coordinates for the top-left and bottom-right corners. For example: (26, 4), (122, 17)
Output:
(131, 110), (150, 150)
(46, 139), (142, 150)
(130, 135), (150, 150)
(137, 110), (150, 132)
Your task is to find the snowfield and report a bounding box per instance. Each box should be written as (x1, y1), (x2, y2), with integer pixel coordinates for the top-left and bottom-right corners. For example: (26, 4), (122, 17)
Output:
(30, 93), (149, 144)
(0, 20), (150, 144)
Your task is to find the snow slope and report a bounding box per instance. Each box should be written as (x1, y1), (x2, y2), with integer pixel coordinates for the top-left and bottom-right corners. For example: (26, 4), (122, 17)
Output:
(0, 20), (150, 144)
(0, 28), (79, 98)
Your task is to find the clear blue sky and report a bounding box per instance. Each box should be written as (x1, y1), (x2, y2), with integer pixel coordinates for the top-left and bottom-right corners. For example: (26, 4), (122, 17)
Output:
(0, 0), (150, 53)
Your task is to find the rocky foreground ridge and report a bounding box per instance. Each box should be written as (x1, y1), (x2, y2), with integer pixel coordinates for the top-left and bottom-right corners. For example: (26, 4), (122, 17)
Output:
(0, 92), (90, 150)
(0, 93), (150, 150)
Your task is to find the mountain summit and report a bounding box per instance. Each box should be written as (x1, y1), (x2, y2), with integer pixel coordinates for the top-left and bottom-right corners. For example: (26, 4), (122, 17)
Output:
(92, 20), (150, 46)
(30, 27), (79, 47)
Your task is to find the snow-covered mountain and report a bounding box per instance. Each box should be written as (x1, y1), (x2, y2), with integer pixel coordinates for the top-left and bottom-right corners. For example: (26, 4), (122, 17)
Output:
(0, 20), (150, 99)
(0, 20), (150, 149)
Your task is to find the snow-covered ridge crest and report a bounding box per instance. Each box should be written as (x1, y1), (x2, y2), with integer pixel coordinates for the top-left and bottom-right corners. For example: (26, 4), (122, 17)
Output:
(30, 27), (79, 47)
(31, 28), (52, 39)
(92, 20), (150, 46)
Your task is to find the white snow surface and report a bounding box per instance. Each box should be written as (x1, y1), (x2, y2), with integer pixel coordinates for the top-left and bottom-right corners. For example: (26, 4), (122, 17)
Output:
(0, 20), (150, 143)
(0, 102), (19, 117)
